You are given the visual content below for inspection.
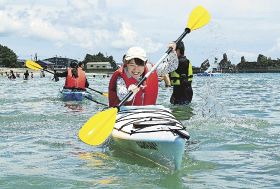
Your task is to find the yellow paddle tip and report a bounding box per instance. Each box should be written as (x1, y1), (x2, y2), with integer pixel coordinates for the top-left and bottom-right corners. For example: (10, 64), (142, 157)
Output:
(79, 108), (118, 146)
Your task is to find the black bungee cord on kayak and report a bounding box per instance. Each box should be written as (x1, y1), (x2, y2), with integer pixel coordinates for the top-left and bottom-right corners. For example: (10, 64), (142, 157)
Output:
(114, 109), (189, 140)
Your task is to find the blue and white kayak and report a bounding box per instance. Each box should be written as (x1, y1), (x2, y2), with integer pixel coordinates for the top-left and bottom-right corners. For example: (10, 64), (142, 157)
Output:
(112, 105), (189, 170)
(60, 88), (92, 101)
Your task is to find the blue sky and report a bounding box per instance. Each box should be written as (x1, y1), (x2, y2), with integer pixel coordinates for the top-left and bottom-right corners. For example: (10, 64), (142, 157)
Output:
(1, 0), (280, 66)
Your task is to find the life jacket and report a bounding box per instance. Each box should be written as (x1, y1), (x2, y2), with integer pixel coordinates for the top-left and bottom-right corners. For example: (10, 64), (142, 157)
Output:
(170, 56), (193, 86)
(64, 68), (86, 90)
(109, 64), (158, 107)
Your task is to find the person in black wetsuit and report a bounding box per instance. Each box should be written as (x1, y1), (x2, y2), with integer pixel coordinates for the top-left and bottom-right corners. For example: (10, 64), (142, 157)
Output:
(169, 41), (193, 105)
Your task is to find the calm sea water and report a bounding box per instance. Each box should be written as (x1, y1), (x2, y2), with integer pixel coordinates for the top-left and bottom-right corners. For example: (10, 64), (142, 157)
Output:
(0, 73), (279, 189)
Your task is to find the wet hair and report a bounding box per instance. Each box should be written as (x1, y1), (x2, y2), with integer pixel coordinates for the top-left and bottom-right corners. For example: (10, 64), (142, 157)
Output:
(70, 62), (78, 68)
(69, 62), (78, 77)
(176, 41), (185, 55)
(78, 62), (83, 67)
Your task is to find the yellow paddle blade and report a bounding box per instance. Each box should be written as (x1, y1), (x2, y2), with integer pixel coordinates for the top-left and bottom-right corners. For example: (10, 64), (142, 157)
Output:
(187, 6), (211, 31)
(103, 92), (109, 98)
(25, 60), (43, 70)
(78, 108), (118, 146)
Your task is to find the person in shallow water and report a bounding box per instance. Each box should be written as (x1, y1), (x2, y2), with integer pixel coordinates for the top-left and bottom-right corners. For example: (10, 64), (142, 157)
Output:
(108, 43), (178, 107)
(169, 41), (193, 105)
(23, 70), (29, 80)
(8, 70), (16, 79)
(52, 70), (59, 82)
(55, 62), (89, 91)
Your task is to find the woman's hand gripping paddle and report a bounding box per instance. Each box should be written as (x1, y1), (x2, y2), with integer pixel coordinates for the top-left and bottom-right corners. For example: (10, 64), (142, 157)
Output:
(78, 5), (211, 146)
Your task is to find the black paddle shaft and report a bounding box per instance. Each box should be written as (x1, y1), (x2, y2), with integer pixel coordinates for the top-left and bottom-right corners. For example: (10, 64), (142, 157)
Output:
(87, 87), (103, 95)
(117, 27), (191, 108)
(42, 69), (54, 75)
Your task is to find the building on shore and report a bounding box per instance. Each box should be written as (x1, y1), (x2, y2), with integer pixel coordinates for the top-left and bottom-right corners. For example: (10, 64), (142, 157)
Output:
(86, 62), (115, 73)
(43, 57), (78, 71)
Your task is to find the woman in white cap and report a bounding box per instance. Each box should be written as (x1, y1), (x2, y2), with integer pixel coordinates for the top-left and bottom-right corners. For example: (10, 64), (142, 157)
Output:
(108, 43), (178, 107)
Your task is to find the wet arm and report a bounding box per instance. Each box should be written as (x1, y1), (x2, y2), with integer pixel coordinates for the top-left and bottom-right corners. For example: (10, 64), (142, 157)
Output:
(156, 51), (178, 76)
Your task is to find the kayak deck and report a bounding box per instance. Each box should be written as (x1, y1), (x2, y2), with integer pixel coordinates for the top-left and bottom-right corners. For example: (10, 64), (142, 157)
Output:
(111, 105), (189, 170)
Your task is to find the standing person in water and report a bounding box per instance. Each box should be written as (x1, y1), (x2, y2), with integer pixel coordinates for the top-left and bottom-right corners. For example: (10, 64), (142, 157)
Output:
(169, 41), (193, 105)
(8, 70), (16, 79)
(108, 42), (178, 107)
(23, 70), (29, 80)
(52, 70), (59, 82)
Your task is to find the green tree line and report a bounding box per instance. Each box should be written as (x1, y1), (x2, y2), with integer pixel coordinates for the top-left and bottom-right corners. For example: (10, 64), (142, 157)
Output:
(0, 44), (19, 68)
(237, 54), (280, 69)
(82, 52), (117, 70)
(0, 44), (118, 69)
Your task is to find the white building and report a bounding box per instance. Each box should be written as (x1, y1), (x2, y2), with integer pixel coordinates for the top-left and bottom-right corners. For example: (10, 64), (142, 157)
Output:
(86, 62), (112, 70)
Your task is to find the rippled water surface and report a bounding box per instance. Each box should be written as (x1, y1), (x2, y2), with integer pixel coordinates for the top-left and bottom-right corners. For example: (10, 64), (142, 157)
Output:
(0, 73), (279, 188)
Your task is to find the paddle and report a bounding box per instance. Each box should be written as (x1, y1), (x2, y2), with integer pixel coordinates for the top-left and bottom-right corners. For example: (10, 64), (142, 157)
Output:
(84, 96), (108, 106)
(26, 60), (108, 97)
(25, 60), (54, 74)
(87, 87), (108, 97)
(78, 5), (211, 146)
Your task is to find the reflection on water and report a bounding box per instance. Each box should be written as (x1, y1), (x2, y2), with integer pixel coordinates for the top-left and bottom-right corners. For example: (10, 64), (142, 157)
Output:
(78, 151), (109, 168)
(169, 105), (194, 121)
(157, 172), (184, 189)
(108, 142), (165, 170)
(64, 102), (84, 112)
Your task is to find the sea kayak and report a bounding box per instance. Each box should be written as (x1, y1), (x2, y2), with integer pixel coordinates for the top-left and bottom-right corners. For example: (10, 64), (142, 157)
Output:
(60, 88), (92, 101)
(112, 105), (189, 170)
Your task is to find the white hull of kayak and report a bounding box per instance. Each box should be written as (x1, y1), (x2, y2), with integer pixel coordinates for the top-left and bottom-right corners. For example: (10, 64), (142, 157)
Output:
(111, 105), (189, 170)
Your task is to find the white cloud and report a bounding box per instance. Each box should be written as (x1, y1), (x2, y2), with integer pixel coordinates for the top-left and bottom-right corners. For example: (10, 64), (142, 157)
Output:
(111, 22), (162, 55)
(227, 49), (258, 64)
(264, 38), (280, 59)
(111, 22), (138, 48)
(1, 0), (280, 64)
(0, 11), (22, 34)
(29, 18), (66, 41)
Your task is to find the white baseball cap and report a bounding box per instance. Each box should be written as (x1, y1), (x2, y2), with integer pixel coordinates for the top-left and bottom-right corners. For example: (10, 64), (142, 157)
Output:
(125, 46), (147, 62)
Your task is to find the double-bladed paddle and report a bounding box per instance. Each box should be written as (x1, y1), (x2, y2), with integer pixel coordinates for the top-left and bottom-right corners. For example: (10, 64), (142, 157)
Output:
(87, 87), (108, 97)
(78, 5), (211, 146)
(25, 60), (54, 74)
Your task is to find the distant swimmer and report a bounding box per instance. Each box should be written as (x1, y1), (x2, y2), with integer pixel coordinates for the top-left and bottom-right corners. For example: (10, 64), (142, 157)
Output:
(8, 70), (16, 80)
(52, 70), (59, 82)
(23, 70), (29, 80)
(40, 70), (45, 78)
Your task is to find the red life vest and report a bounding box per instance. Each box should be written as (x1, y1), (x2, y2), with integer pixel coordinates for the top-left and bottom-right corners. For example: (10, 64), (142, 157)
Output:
(64, 68), (86, 90)
(109, 64), (158, 107)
